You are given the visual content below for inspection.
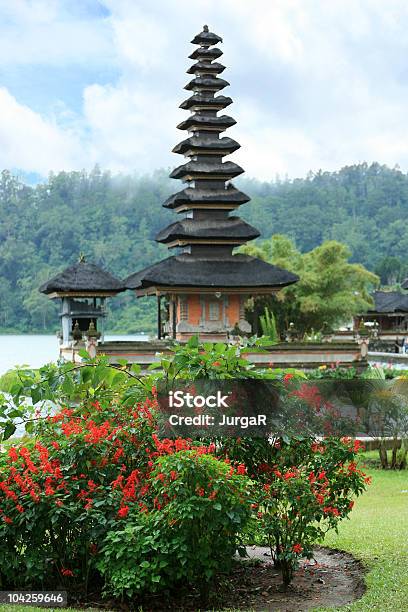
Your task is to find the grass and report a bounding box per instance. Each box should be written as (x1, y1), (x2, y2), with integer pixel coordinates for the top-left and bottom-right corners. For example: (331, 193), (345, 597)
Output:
(316, 467), (408, 611)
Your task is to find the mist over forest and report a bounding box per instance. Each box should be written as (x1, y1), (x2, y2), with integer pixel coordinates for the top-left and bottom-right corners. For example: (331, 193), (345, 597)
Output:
(0, 161), (406, 334)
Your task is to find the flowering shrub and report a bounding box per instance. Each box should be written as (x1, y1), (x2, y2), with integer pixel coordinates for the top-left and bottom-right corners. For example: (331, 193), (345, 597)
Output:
(98, 452), (251, 600)
(253, 437), (369, 586)
(0, 394), (250, 596)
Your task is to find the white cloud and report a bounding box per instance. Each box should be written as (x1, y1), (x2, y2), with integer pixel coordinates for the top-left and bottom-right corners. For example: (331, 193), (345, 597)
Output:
(3, 0), (408, 178)
(82, 83), (180, 172)
(0, 0), (113, 66)
(0, 87), (82, 174)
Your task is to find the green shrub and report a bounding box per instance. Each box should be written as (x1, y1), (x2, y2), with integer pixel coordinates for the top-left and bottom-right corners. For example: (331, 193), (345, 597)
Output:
(98, 451), (252, 601)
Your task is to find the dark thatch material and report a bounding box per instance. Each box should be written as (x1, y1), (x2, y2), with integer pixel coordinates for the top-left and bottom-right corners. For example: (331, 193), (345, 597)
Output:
(189, 47), (222, 60)
(179, 94), (232, 111)
(39, 261), (125, 295)
(173, 135), (240, 155)
(368, 291), (408, 313)
(126, 254), (299, 290)
(155, 217), (260, 243)
(191, 27), (222, 46)
(170, 160), (244, 181)
(163, 185), (250, 209)
(187, 61), (225, 74)
(184, 76), (229, 91)
(177, 113), (236, 131)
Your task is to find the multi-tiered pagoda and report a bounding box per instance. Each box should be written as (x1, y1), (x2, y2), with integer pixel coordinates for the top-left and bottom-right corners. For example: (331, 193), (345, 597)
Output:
(126, 26), (298, 341)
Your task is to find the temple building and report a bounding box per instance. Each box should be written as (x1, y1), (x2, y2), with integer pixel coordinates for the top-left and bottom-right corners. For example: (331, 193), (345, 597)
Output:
(39, 256), (125, 346)
(125, 26), (298, 341)
(355, 282), (408, 334)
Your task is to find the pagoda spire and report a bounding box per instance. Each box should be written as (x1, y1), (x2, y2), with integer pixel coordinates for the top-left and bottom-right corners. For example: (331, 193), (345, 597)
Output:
(159, 25), (258, 251)
(126, 27), (298, 342)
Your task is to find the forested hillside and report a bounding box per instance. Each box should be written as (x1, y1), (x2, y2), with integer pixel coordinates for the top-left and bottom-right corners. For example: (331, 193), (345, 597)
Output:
(0, 162), (407, 334)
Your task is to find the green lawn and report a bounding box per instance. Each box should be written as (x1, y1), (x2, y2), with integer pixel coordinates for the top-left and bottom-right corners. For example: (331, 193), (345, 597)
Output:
(317, 467), (408, 611)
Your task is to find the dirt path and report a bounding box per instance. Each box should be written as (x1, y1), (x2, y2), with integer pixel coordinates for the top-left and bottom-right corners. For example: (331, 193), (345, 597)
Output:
(122, 545), (366, 611)
(231, 545), (366, 611)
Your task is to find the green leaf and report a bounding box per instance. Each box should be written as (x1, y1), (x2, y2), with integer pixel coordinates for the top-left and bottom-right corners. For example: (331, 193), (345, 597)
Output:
(25, 421), (34, 434)
(2, 422), (16, 441)
(187, 335), (199, 348)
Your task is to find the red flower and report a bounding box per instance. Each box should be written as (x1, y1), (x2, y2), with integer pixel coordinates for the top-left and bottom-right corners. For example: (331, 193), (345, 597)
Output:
(113, 447), (125, 463)
(7, 447), (19, 462)
(283, 373), (294, 385)
(84, 498), (93, 511)
(196, 487), (205, 497)
(354, 439), (365, 453)
(236, 464), (246, 475)
(323, 505), (340, 516)
(117, 506), (129, 518)
(61, 568), (74, 577)
(212, 361), (221, 367)
(311, 442), (324, 453)
(292, 543), (303, 554)
(170, 470), (178, 481)
(3, 516), (13, 524)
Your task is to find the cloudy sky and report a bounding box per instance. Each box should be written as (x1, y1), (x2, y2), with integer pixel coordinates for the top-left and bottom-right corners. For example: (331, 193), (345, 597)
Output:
(1, 0), (408, 180)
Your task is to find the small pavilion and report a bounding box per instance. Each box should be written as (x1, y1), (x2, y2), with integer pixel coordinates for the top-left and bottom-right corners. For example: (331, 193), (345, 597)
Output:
(39, 256), (125, 345)
(125, 26), (298, 341)
(355, 283), (408, 334)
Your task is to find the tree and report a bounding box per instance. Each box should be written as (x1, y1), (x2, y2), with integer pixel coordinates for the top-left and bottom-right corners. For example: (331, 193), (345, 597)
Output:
(374, 256), (405, 286)
(241, 235), (379, 335)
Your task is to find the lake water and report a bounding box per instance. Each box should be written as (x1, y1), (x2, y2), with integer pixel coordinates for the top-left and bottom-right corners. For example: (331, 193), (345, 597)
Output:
(0, 334), (149, 375)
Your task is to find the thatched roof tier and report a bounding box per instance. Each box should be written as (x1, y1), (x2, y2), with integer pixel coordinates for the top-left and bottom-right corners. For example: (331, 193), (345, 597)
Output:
(155, 217), (260, 244)
(187, 61), (225, 75)
(177, 113), (235, 131)
(184, 76), (229, 92)
(173, 135), (240, 156)
(191, 26), (222, 46)
(189, 47), (223, 60)
(169, 160), (244, 181)
(367, 291), (408, 313)
(40, 260), (125, 295)
(163, 185), (250, 210)
(179, 94), (232, 111)
(126, 254), (298, 291)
